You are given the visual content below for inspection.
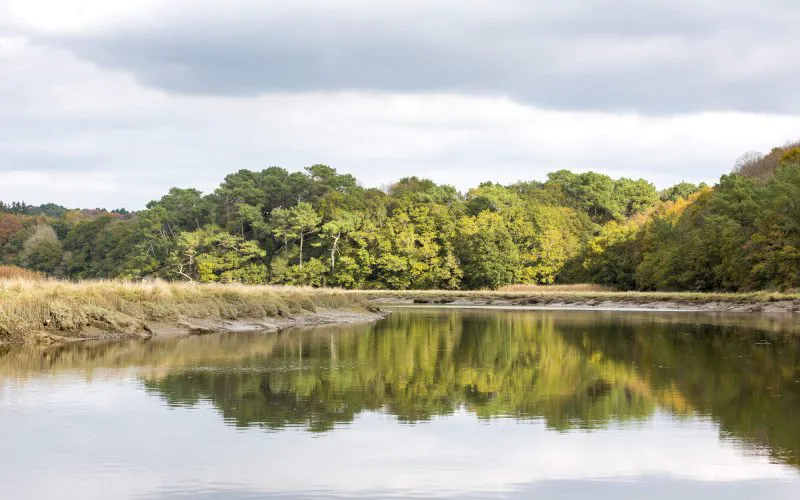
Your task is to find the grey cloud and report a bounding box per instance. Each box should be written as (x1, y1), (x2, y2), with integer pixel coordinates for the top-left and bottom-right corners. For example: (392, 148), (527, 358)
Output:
(20, 0), (800, 114)
(1, 2), (798, 210)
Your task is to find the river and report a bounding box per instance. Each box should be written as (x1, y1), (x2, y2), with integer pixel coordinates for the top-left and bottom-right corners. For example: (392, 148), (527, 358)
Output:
(1, 308), (799, 499)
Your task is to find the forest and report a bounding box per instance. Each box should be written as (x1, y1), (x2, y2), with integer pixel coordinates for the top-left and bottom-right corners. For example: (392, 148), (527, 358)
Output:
(1, 142), (798, 291)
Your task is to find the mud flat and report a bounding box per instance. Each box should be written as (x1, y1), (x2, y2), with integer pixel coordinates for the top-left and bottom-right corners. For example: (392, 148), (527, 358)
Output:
(365, 290), (800, 313)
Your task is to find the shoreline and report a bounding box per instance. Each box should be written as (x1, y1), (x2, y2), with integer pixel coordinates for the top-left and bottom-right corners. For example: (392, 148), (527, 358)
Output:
(0, 280), (383, 346)
(48, 308), (389, 346)
(4, 280), (800, 347)
(367, 291), (800, 313)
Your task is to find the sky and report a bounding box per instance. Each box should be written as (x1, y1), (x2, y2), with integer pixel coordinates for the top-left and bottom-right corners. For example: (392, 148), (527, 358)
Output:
(1, 0), (798, 209)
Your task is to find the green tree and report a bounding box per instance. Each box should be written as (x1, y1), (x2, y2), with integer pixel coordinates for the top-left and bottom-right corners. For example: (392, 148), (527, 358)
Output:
(146, 188), (212, 232)
(747, 163), (800, 289)
(659, 182), (704, 202)
(171, 226), (266, 283)
(21, 225), (63, 274)
(614, 178), (659, 218)
(456, 211), (520, 289)
(526, 204), (590, 284)
(321, 212), (359, 273)
(289, 202), (321, 269)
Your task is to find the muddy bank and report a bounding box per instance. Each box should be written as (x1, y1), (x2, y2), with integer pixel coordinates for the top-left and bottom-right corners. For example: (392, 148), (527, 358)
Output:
(147, 308), (388, 338)
(370, 294), (800, 313)
(21, 308), (388, 346)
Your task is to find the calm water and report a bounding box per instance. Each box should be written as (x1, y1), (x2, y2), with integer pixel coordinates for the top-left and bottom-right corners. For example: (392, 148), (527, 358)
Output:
(2, 308), (800, 499)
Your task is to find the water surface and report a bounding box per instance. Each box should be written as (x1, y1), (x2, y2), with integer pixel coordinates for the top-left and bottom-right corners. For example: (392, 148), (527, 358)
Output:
(2, 308), (800, 499)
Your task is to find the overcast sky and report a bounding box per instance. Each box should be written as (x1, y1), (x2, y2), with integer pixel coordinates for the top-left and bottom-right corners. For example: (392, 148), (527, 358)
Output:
(1, 0), (798, 209)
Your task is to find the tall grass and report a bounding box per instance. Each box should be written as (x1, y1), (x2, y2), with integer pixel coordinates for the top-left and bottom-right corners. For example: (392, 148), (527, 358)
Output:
(0, 279), (368, 344)
(498, 283), (615, 293)
(0, 265), (44, 281)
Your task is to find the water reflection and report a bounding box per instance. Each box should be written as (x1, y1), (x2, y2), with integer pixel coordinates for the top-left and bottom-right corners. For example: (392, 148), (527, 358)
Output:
(3, 309), (800, 462)
(1, 308), (800, 499)
(145, 312), (658, 432)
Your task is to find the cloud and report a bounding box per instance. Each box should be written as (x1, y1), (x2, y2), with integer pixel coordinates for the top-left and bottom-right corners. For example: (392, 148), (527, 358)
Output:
(1, 35), (798, 209)
(0, 1), (798, 209)
(6, 0), (800, 114)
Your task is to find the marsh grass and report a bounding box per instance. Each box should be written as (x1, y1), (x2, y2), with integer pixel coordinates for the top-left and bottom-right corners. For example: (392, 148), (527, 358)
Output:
(0, 279), (366, 344)
(498, 283), (615, 293)
(0, 266), (44, 281)
(2, 279), (799, 345)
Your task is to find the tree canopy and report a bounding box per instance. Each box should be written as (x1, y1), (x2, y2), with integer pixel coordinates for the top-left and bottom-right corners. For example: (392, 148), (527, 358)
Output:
(3, 148), (800, 291)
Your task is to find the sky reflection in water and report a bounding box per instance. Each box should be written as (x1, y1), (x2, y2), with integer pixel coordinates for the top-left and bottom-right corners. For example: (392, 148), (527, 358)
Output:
(1, 309), (799, 499)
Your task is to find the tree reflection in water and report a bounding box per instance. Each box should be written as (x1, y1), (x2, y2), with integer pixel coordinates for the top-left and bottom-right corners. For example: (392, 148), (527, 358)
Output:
(135, 310), (800, 468)
(3, 309), (799, 467)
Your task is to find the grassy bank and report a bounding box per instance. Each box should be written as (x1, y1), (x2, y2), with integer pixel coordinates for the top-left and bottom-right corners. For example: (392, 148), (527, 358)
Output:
(0, 280), (373, 345)
(3, 280), (800, 345)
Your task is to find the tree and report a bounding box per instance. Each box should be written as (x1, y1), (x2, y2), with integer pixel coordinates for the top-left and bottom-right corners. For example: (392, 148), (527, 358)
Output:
(746, 163), (800, 289)
(4, 148), (800, 293)
(781, 147), (800, 167)
(614, 178), (659, 218)
(170, 226), (266, 283)
(21, 225), (63, 274)
(456, 211), (519, 289)
(465, 183), (521, 216)
(269, 207), (296, 260)
(146, 188), (212, 232)
(659, 182), (704, 202)
(580, 218), (645, 289)
(545, 170), (618, 223)
(321, 212), (359, 273)
(304, 164), (359, 200)
(0, 214), (23, 248)
(288, 203), (322, 269)
(388, 177), (461, 206)
(265, 203), (323, 271)
(526, 204), (590, 284)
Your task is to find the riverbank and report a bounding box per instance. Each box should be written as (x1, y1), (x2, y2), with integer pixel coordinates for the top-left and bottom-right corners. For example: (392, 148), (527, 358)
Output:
(363, 290), (800, 313)
(0, 280), (384, 345)
(4, 281), (800, 346)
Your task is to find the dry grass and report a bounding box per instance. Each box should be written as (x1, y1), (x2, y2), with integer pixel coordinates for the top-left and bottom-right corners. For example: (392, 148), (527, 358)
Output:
(498, 283), (615, 293)
(0, 279), (368, 345)
(0, 265), (44, 281)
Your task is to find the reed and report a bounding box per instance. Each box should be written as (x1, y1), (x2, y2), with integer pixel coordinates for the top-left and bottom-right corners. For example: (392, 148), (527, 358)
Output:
(0, 265), (44, 281)
(498, 283), (615, 293)
(0, 279), (368, 344)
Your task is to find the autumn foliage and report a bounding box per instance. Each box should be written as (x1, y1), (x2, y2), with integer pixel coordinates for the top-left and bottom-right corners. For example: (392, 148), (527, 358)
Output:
(1, 143), (799, 291)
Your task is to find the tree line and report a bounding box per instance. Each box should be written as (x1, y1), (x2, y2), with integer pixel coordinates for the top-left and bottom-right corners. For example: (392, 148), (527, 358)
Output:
(1, 143), (798, 291)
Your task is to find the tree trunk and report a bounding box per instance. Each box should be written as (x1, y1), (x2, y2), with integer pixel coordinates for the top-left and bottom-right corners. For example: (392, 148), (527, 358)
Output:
(299, 232), (304, 269)
(330, 232), (341, 272)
